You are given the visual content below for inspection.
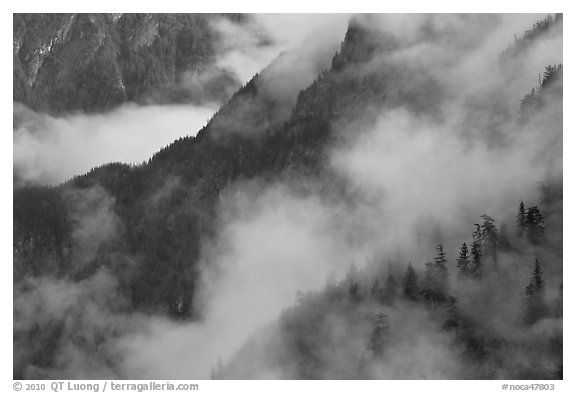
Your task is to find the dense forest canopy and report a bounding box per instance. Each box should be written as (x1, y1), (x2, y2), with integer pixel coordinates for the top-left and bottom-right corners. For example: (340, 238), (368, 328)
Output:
(13, 13), (562, 380)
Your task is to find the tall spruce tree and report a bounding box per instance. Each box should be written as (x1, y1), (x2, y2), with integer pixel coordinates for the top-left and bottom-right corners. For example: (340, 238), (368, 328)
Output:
(473, 224), (482, 250)
(524, 259), (546, 324)
(517, 201), (527, 237)
(434, 244), (448, 270)
(480, 214), (498, 266)
(421, 245), (450, 305)
(347, 262), (361, 303)
(383, 270), (398, 304)
(456, 242), (470, 278)
(402, 263), (419, 301)
(526, 206), (545, 244)
(469, 241), (482, 278)
(541, 64), (563, 88)
(469, 225), (483, 278)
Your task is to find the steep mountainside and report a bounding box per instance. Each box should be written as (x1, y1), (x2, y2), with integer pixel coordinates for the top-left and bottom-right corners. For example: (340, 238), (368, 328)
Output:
(13, 13), (242, 113)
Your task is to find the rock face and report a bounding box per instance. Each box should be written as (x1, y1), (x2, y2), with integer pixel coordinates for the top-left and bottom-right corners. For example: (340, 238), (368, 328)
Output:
(13, 13), (242, 114)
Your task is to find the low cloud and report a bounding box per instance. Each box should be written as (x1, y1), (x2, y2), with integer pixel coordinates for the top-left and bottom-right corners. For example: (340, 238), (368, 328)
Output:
(14, 267), (134, 379)
(13, 102), (216, 186)
(212, 14), (350, 82)
(117, 182), (361, 378)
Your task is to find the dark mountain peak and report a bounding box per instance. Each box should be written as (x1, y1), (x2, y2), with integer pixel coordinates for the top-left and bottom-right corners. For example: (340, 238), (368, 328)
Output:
(332, 16), (397, 71)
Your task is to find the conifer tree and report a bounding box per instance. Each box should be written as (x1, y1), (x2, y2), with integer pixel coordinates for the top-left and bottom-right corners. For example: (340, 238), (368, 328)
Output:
(473, 223), (482, 250)
(480, 214), (498, 266)
(402, 263), (419, 301)
(421, 245), (450, 305)
(383, 270), (398, 304)
(370, 278), (381, 302)
(524, 259), (546, 324)
(517, 201), (527, 237)
(526, 206), (545, 244)
(456, 242), (470, 278)
(542, 64), (562, 88)
(443, 296), (461, 332)
(498, 222), (512, 251)
(348, 281), (361, 303)
(347, 262), (362, 303)
(469, 225), (483, 278)
(520, 88), (540, 115)
(421, 262), (437, 304)
(434, 244), (448, 270)
(210, 357), (225, 379)
(469, 241), (482, 278)
(367, 313), (389, 358)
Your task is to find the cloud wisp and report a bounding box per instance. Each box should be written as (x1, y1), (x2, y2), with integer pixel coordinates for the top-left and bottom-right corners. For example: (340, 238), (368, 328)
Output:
(13, 102), (216, 186)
